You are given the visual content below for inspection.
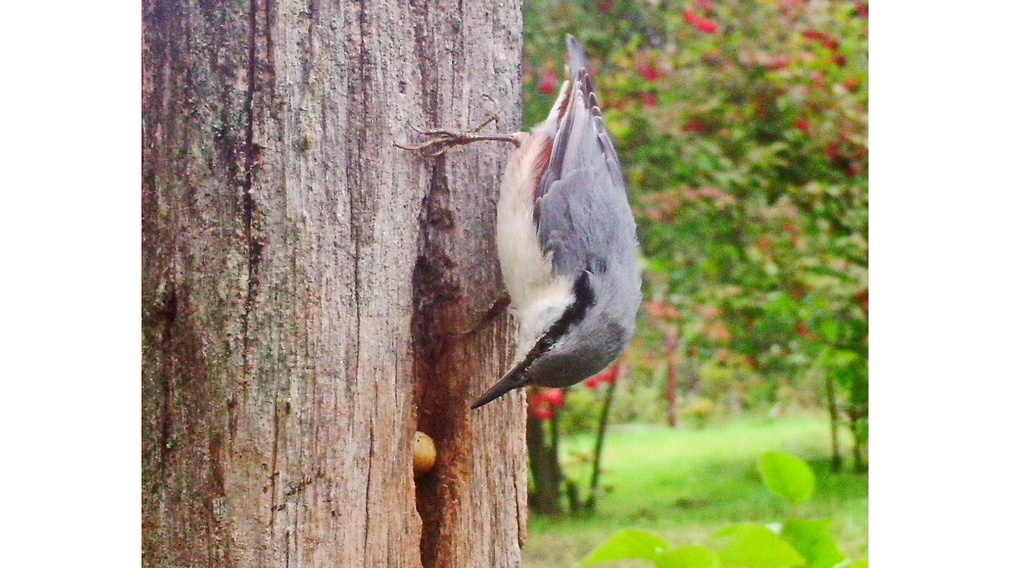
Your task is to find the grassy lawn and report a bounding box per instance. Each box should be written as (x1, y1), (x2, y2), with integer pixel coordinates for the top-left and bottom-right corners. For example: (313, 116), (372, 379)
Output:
(522, 415), (868, 567)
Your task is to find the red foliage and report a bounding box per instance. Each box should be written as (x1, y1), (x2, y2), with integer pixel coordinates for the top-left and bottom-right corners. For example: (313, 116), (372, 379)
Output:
(586, 362), (624, 390)
(530, 389), (565, 421)
(803, 30), (840, 52)
(826, 141), (843, 162)
(542, 388), (566, 408)
(796, 118), (811, 132)
(695, 19), (720, 34)
(685, 10), (720, 33)
(539, 71), (559, 95)
(643, 92), (659, 107)
(683, 118), (708, 133)
(531, 404), (555, 421)
(637, 62), (664, 82)
(602, 367), (621, 384)
(855, 289), (869, 316)
(768, 56), (792, 71)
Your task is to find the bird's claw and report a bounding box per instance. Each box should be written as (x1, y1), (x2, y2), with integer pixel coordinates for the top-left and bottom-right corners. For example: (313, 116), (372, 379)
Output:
(395, 113), (508, 157)
(448, 291), (511, 338)
(394, 132), (469, 157)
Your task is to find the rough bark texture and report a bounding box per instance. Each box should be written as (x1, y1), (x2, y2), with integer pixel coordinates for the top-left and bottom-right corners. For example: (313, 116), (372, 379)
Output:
(141, 0), (525, 566)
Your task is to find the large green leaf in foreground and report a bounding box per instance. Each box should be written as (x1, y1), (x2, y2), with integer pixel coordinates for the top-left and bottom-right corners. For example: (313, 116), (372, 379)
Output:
(584, 530), (720, 568)
(716, 524), (805, 568)
(758, 451), (816, 505)
(583, 529), (672, 565)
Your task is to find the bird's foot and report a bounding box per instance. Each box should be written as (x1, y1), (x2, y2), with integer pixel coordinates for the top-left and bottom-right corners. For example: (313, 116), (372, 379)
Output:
(395, 114), (519, 157)
(449, 291), (511, 338)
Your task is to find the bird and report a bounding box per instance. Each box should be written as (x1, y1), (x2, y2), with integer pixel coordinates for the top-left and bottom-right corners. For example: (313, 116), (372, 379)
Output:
(401, 35), (642, 410)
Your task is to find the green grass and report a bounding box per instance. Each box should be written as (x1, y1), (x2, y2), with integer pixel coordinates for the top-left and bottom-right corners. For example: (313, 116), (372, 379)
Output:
(523, 415), (868, 567)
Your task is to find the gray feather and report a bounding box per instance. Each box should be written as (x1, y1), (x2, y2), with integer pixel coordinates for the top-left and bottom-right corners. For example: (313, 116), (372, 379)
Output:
(537, 167), (637, 278)
(535, 37), (635, 280)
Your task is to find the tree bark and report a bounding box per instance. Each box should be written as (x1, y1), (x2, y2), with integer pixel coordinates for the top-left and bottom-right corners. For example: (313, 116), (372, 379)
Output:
(141, 0), (525, 566)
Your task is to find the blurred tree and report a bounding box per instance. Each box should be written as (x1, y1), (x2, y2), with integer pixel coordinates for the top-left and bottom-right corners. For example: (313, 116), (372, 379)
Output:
(528, 403), (564, 516)
(527, 364), (622, 516)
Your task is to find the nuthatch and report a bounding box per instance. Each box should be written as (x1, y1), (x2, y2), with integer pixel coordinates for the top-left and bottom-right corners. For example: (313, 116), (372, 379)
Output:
(404, 36), (642, 409)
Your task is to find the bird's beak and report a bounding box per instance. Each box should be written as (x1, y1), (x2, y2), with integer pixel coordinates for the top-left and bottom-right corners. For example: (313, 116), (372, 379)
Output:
(470, 367), (527, 410)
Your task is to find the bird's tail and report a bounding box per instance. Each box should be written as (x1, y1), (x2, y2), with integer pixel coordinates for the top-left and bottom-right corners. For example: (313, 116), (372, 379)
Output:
(565, 35), (592, 80)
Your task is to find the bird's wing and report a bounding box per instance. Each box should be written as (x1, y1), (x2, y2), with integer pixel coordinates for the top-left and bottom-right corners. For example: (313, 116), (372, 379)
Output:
(534, 38), (631, 279)
(535, 165), (636, 279)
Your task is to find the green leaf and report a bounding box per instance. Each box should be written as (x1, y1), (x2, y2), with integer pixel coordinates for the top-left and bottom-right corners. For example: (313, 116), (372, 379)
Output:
(658, 545), (721, 568)
(848, 560), (868, 568)
(758, 452), (816, 505)
(780, 520), (845, 568)
(818, 319), (842, 343)
(583, 529), (672, 565)
(715, 524), (805, 568)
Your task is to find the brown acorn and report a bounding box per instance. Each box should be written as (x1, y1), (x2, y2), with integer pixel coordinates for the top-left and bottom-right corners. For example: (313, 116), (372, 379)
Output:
(413, 431), (436, 476)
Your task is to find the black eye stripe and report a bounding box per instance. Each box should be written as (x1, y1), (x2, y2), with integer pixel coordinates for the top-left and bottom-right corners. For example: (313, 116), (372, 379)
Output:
(542, 271), (593, 345)
(509, 270), (595, 379)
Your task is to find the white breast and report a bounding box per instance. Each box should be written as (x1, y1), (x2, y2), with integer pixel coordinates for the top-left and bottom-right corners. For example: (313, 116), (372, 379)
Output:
(497, 133), (574, 358)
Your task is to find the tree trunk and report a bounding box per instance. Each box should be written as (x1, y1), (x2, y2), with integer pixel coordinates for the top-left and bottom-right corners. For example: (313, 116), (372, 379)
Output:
(826, 373), (842, 473)
(526, 412), (563, 516)
(141, 0), (525, 566)
(665, 327), (680, 427)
